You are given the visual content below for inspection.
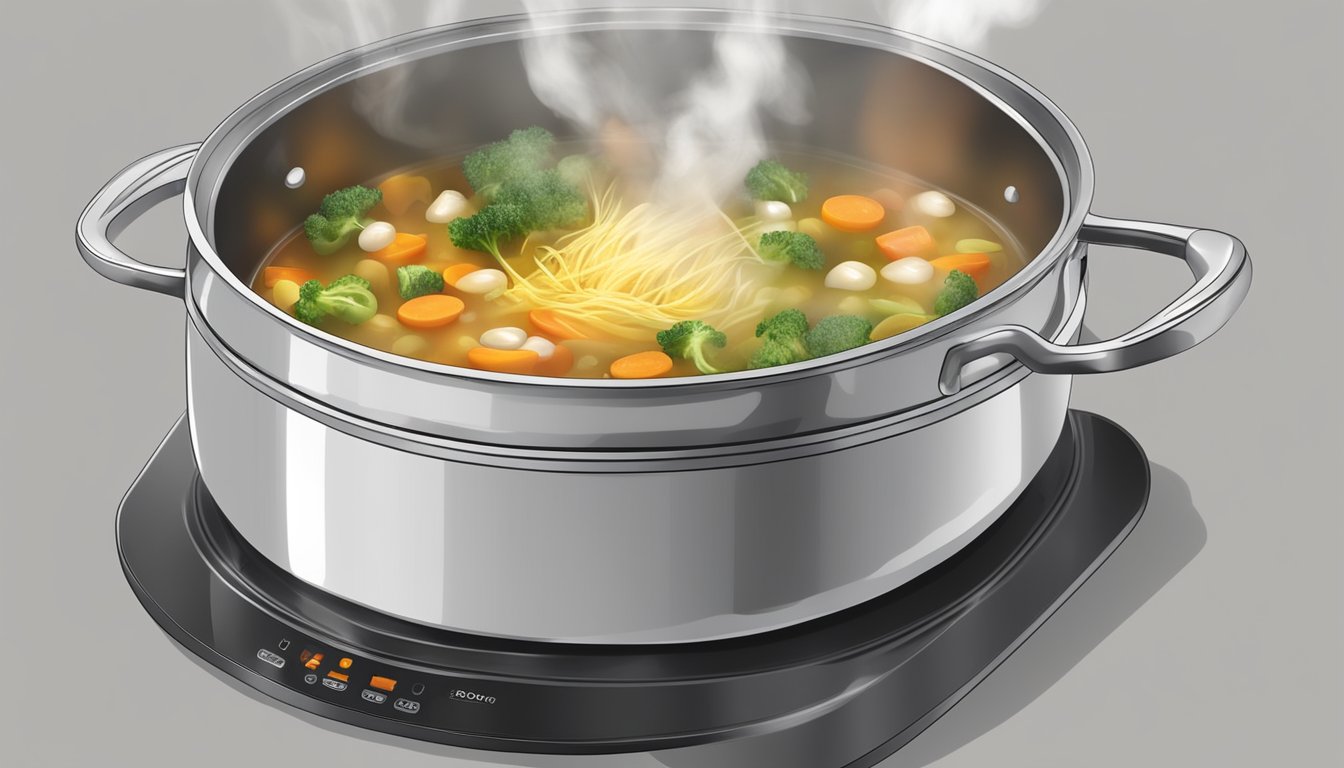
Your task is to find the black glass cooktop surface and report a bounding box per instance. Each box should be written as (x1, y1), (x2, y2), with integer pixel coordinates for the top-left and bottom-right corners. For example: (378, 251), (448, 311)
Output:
(118, 410), (1148, 767)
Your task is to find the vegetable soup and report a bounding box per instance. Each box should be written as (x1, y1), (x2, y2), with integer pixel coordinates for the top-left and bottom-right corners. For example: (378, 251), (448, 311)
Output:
(253, 127), (1027, 379)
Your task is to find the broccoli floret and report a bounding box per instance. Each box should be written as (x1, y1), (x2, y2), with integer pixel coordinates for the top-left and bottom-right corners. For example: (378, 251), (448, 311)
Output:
(293, 275), (378, 327)
(656, 320), (728, 375)
(302, 185), (382, 255)
(804, 315), (874, 358)
(556, 153), (597, 187)
(448, 204), (527, 260)
(758, 230), (825, 270)
(933, 270), (979, 316)
(396, 265), (446, 300)
(755, 307), (809, 342)
(745, 159), (808, 203)
(328, 274), (371, 290)
(749, 308), (811, 369)
(462, 126), (556, 199)
(494, 169), (588, 231)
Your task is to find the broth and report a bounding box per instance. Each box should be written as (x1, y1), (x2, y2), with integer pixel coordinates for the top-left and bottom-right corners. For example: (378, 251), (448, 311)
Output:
(252, 137), (1026, 379)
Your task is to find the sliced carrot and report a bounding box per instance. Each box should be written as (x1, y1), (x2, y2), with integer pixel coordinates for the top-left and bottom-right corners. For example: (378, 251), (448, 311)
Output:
(378, 175), (433, 216)
(610, 350), (673, 379)
(929, 253), (992, 284)
(442, 263), (481, 288)
(262, 266), (315, 288)
(820, 195), (887, 232)
(529, 308), (593, 341)
(396, 294), (465, 329)
(536, 343), (575, 377)
(466, 347), (541, 375)
(371, 233), (428, 267)
(875, 226), (935, 261)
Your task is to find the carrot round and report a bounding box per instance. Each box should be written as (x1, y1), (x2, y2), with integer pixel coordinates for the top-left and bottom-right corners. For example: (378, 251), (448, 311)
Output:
(536, 343), (575, 377)
(262, 266), (315, 288)
(466, 347), (541, 375)
(396, 294), (465, 329)
(372, 233), (428, 267)
(529, 308), (592, 340)
(821, 195), (887, 232)
(442, 263), (481, 287)
(875, 226), (935, 261)
(610, 350), (673, 379)
(378, 175), (433, 216)
(929, 253), (992, 282)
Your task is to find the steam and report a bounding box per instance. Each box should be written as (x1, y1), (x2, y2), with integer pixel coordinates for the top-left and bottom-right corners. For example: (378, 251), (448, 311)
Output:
(889, 0), (1049, 50)
(274, 0), (1051, 201)
(521, 0), (810, 202)
(659, 4), (811, 200)
(275, 0), (463, 147)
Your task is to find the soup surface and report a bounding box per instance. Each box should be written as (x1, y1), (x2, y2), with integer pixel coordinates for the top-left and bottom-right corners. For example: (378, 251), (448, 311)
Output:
(253, 128), (1026, 379)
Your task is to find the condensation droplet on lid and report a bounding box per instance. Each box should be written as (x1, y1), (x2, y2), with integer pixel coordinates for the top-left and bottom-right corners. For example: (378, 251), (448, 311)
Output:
(1004, 185), (1020, 203)
(285, 167), (306, 189)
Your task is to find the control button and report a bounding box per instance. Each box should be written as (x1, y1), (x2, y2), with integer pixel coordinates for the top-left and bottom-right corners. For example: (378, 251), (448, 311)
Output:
(278, 639), (291, 651)
(325, 671), (349, 683)
(322, 678), (348, 692)
(256, 649), (285, 668)
(361, 689), (388, 704)
(394, 698), (421, 715)
(411, 683), (426, 697)
(338, 657), (354, 669)
(369, 676), (397, 692)
(303, 673), (318, 685)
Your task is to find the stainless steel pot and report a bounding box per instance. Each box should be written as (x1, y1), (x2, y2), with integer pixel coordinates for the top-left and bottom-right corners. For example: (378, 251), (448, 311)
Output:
(77, 10), (1249, 644)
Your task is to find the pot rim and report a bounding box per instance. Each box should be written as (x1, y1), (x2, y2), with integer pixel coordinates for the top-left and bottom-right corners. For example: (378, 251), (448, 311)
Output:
(183, 7), (1094, 392)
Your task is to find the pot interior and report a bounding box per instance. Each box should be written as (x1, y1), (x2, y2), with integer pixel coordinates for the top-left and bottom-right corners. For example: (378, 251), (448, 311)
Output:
(202, 13), (1076, 298)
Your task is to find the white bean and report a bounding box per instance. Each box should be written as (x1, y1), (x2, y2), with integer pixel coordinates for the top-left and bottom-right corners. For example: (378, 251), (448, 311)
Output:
(955, 238), (1002, 253)
(425, 190), (469, 223)
(367, 313), (399, 333)
(358, 221), (397, 252)
(797, 217), (826, 239)
(754, 200), (793, 221)
(780, 285), (812, 305)
(520, 336), (557, 361)
(911, 191), (955, 218)
(272, 279), (301, 308)
(824, 260), (878, 291)
(881, 257), (935, 285)
(392, 335), (427, 356)
(480, 327), (529, 350)
(838, 295), (869, 315)
(454, 268), (507, 295)
(354, 259), (390, 293)
(755, 286), (782, 305)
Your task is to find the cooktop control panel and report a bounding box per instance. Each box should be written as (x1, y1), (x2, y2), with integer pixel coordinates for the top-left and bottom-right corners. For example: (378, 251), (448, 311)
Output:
(226, 627), (503, 732)
(252, 639), (434, 717)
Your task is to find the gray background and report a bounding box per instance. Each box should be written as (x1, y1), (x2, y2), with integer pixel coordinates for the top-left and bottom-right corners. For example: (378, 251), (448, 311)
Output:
(2, 0), (1340, 765)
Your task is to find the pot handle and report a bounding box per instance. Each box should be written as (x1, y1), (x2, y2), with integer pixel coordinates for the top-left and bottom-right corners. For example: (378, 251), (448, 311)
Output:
(938, 213), (1251, 395)
(76, 144), (199, 298)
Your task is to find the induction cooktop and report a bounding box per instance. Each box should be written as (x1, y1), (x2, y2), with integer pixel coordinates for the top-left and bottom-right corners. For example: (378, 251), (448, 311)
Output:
(117, 409), (1148, 767)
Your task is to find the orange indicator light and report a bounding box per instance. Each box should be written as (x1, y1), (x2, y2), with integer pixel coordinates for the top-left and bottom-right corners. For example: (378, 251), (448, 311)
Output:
(325, 670), (349, 682)
(303, 652), (325, 670)
(339, 658), (353, 669)
(369, 676), (397, 692)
